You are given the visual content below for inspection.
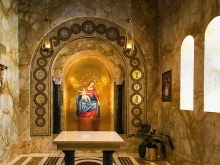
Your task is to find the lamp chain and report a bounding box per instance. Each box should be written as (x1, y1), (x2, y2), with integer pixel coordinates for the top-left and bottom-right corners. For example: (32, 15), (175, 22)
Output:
(45, 0), (51, 24)
(47, 0), (48, 19)
(129, 0), (134, 51)
(128, 0), (131, 19)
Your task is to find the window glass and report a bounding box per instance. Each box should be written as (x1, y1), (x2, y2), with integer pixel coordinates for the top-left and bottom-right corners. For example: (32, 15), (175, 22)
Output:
(180, 35), (194, 110)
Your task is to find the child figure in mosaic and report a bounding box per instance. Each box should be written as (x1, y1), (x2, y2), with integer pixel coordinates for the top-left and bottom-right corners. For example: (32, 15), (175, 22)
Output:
(76, 80), (100, 118)
(79, 86), (91, 102)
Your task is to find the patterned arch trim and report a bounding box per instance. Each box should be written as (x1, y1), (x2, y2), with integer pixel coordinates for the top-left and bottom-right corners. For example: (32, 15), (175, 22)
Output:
(30, 17), (146, 135)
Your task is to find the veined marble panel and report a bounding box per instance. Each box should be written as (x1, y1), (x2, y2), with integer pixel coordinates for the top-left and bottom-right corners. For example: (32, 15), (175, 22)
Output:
(159, 0), (220, 164)
(0, 0), (19, 164)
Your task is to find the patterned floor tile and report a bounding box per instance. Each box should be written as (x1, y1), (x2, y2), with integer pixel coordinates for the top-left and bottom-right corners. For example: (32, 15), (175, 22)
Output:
(8, 153), (170, 165)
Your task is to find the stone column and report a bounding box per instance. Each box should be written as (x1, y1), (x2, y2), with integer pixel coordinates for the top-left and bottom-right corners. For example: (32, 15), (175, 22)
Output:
(52, 77), (62, 134)
(103, 150), (115, 165)
(114, 77), (124, 134)
(63, 150), (75, 165)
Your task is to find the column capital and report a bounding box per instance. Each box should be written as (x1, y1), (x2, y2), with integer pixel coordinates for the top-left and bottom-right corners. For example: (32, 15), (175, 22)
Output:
(114, 77), (125, 85)
(53, 77), (62, 85)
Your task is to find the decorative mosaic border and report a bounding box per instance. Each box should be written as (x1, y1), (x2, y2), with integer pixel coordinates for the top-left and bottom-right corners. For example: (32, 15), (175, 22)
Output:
(30, 17), (146, 135)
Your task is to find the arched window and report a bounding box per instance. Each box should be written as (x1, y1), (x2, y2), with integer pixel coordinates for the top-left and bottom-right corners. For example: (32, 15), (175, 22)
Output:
(204, 16), (220, 113)
(180, 35), (194, 110)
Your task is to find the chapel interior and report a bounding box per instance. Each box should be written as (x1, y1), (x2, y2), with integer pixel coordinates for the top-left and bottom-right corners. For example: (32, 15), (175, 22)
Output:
(1, 0), (220, 165)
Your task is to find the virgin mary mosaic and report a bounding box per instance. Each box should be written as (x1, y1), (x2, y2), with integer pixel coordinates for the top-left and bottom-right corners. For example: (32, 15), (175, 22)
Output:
(76, 80), (100, 118)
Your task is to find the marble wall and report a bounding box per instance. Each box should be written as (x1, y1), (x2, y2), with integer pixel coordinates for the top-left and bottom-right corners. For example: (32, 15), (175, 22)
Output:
(159, 0), (220, 164)
(4, 0), (220, 164)
(3, 0), (220, 164)
(17, 0), (158, 161)
(0, 0), (19, 164)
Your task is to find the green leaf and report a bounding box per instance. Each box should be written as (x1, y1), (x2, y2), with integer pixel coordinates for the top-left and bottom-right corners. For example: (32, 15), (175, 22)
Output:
(141, 124), (150, 129)
(138, 142), (146, 158)
(162, 134), (174, 150)
(167, 135), (174, 150)
(161, 142), (166, 156)
(137, 127), (150, 135)
(153, 139), (162, 144)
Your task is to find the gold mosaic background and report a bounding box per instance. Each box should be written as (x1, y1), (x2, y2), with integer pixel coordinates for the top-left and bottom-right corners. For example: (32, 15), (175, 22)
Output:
(65, 58), (113, 131)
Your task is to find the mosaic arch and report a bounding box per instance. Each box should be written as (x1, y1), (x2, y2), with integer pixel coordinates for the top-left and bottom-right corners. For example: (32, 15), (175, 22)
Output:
(30, 17), (147, 135)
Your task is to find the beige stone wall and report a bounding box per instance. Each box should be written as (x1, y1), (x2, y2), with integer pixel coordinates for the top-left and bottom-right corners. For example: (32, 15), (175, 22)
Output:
(159, 0), (220, 164)
(0, 0), (19, 164)
(5, 0), (220, 164)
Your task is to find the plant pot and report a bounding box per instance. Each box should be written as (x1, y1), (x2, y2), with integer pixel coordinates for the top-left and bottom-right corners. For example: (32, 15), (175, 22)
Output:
(145, 147), (158, 161)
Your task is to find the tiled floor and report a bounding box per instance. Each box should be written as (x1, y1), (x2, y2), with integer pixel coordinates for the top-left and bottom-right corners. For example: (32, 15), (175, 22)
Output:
(8, 150), (170, 165)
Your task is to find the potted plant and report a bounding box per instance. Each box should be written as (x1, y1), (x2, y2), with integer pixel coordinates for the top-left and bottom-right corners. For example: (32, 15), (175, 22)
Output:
(127, 124), (174, 161)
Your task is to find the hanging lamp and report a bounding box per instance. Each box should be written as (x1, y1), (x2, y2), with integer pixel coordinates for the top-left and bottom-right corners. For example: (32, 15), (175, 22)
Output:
(42, 0), (53, 52)
(124, 0), (135, 55)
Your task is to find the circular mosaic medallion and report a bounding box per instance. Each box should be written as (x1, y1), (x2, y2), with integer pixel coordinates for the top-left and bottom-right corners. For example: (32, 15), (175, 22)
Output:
(131, 69), (142, 80)
(96, 24), (106, 34)
(130, 93), (144, 106)
(71, 23), (81, 34)
(134, 109), (140, 115)
(132, 94), (142, 105)
(134, 119), (140, 125)
(134, 84), (140, 90)
(81, 20), (96, 34)
(130, 57), (140, 67)
(35, 117), (46, 127)
(35, 108), (46, 116)
(34, 93), (48, 106)
(106, 27), (119, 41)
(132, 83), (142, 91)
(37, 84), (44, 90)
(131, 107), (142, 116)
(34, 69), (46, 81)
(36, 94), (45, 104)
(37, 57), (47, 67)
(57, 27), (72, 41)
(132, 118), (142, 127)
(35, 82), (46, 91)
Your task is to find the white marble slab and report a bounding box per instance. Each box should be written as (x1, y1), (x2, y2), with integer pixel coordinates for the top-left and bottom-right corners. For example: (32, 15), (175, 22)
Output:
(53, 131), (124, 151)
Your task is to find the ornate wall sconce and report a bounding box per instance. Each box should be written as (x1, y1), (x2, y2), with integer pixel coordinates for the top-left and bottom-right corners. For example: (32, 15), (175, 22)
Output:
(0, 64), (8, 93)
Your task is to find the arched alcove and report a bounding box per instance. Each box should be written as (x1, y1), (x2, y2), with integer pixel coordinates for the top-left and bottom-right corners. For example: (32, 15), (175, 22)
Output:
(53, 49), (119, 131)
(65, 57), (113, 131)
(30, 17), (147, 135)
